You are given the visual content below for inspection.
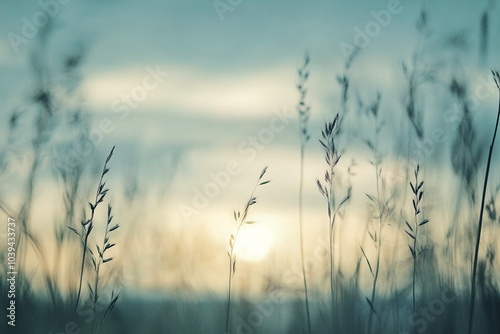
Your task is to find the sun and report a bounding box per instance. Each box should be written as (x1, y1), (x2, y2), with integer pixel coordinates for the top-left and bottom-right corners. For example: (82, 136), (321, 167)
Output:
(234, 224), (274, 262)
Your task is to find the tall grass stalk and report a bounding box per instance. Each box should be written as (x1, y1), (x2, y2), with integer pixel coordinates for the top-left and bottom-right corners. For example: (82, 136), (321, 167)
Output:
(16, 21), (57, 300)
(73, 146), (115, 312)
(225, 167), (269, 334)
(52, 49), (87, 300)
(366, 169), (383, 334)
(91, 203), (121, 334)
(468, 70), (500, 334)
(296, 54), (312, 334)
(401, 8), (435, 140)
(404, 165), (429, 315)
(316, 115), (350, 328)
(360, 101), (386, 334)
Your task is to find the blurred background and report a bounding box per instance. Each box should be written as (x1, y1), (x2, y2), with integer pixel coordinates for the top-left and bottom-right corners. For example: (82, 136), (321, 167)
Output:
(0, 0), (499, 333)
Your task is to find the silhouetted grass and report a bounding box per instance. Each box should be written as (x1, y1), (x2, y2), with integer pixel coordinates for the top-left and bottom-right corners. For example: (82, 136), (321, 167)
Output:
(2, 4), (500, 334)
(296, 53), (313, 334)
(225, 167), (269, 334)
(468, 70), (500, 334)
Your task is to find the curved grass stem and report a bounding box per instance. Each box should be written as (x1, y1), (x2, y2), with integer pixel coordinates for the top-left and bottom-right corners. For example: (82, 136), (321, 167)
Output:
(468, 71), (500, 334)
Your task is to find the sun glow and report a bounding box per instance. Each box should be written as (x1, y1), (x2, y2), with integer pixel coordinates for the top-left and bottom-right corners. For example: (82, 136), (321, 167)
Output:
(234, 224), (274, 262)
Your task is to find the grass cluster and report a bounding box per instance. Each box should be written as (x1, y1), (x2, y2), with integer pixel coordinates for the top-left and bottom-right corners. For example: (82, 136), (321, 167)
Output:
(0, 26), (122, 333)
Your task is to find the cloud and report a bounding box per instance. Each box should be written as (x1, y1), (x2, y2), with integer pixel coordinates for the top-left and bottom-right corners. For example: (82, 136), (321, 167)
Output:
(83, 63), (297, 118)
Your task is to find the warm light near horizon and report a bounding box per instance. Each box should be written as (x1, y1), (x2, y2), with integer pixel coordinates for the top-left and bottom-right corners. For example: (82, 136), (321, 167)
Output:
(234, 224), (274, 262)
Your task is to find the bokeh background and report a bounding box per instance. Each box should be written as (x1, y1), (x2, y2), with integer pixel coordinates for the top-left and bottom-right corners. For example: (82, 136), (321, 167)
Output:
(0, 0), (499, 333)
